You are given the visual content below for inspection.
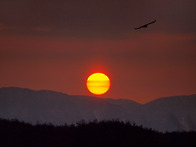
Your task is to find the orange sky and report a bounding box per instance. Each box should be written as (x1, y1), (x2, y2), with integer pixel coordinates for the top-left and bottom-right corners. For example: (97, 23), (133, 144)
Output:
(1, 33), (195, 103)
(0, 0), (196, 103)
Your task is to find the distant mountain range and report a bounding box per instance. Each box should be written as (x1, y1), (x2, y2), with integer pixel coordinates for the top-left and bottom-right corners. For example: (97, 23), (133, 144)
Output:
(0, 87), (196, 132)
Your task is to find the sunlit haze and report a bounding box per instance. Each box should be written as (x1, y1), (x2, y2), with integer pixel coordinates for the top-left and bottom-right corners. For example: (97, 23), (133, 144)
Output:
(0, 0), (195, 103)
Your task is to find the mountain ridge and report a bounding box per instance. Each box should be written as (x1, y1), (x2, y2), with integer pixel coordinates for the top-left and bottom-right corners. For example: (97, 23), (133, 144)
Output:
(0, 87), (196, 132)
(1, 86), (195, 104)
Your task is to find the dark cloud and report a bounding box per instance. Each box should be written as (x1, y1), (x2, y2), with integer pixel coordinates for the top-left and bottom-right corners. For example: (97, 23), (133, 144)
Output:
(0, 0), (195, 38)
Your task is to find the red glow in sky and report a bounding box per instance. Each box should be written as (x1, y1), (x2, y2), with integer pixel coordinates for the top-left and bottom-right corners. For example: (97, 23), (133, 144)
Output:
(0, 0), (196, 103)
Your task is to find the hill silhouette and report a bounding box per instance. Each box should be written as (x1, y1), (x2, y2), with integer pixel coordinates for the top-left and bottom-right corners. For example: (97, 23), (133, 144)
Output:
(0, 118), (196, 147)
(0, 87), (196, 132)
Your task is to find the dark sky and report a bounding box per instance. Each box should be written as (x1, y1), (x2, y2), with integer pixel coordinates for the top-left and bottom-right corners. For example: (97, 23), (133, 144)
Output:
(0, 0), (196, 103)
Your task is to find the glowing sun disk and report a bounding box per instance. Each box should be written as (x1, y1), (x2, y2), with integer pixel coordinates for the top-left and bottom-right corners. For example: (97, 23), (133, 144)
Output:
(86, 73), (110, 95)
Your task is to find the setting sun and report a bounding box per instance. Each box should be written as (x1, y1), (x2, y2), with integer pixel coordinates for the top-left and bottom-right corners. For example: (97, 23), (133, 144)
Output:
(86, 73), (110, 95)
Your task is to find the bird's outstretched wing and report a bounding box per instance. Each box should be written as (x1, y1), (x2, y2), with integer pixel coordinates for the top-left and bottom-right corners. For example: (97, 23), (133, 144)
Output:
(135, 20), (156, 30)
(146, 20), (156, 25)
(135, 26), (144, 30)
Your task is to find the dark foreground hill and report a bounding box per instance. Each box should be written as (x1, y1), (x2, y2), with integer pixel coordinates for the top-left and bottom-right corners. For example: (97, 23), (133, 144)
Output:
(0, 118), (196, 147)
(0, 87), (196, 132)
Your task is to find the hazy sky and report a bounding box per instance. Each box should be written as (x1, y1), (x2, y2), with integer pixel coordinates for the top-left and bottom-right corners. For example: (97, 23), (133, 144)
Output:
(0, 0), (196, 103)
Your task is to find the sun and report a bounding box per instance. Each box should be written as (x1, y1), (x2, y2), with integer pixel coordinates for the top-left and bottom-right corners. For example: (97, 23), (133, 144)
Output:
(86, 73), (110, 95)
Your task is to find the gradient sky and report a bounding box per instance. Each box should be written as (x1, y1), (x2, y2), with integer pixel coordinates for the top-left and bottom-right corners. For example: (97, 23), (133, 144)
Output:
(0, 0), (196, 103)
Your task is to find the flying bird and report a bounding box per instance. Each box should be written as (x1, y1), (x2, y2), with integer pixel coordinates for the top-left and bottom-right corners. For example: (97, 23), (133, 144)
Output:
(135, 20), (156, 30)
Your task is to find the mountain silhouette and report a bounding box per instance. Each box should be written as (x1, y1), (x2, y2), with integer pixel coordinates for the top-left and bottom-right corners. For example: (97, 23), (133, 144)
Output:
(0, 87), (196, 132)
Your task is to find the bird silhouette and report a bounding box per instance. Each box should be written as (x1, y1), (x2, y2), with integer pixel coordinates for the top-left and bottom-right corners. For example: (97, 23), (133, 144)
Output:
(135, 20), (156, 30)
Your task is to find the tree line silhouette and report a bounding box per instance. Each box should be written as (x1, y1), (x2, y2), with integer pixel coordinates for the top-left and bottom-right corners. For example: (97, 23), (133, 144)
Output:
(0, 118), (196, 147)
